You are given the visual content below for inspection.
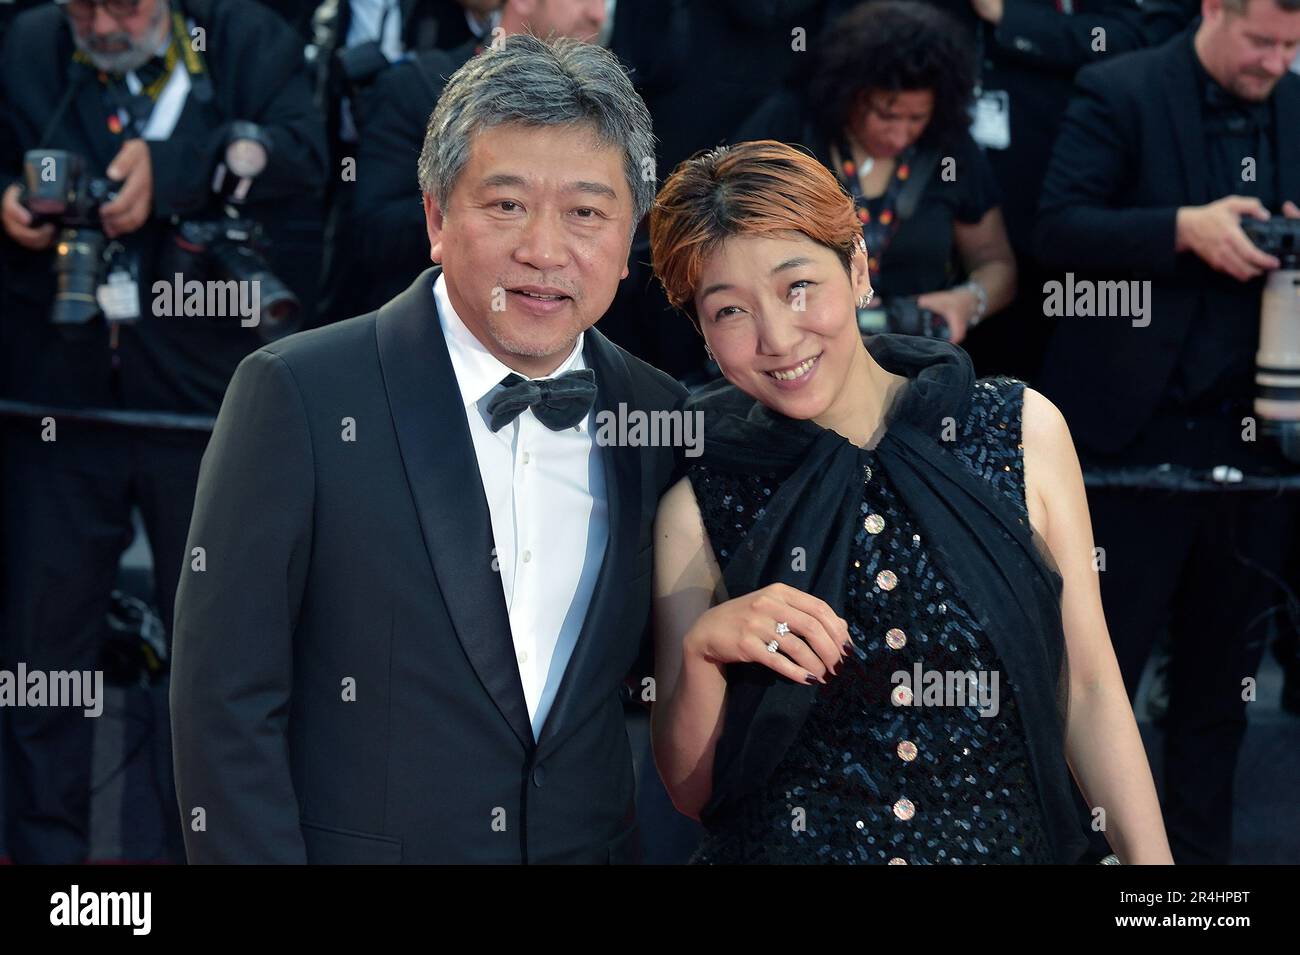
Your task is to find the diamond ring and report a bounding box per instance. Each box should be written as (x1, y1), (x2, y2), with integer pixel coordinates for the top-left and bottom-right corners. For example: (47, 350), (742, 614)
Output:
(766, 639), (781, 653)
(775, 621), (790, 636)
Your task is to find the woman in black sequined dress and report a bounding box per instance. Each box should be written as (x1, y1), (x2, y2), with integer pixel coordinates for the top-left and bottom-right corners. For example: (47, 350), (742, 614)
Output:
(646, 141), (1172, 865)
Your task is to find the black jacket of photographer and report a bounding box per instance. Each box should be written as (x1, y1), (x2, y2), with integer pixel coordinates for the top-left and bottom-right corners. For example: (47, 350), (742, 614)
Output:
(0, 0), (327, 414)
(1034, 25), (1300, 462)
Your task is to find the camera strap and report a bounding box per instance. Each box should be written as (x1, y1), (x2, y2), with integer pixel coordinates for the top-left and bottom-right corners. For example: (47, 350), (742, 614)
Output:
(128, 12), (207, 139)
(831, 138), (940, 284)
(36, 63), (93, 149)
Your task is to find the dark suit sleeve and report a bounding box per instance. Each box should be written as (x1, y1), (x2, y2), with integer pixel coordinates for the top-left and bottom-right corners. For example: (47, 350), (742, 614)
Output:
(993, 0), (1145, 72)
(350, 61), (435, 293)
(148, 1), (327, 218)
(171, 347), (315, 864)
(1033, 64), (1180, 276)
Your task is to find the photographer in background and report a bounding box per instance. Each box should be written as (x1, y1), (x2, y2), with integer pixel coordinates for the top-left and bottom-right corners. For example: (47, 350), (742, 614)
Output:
(0, 0), (325, 864)
(733, 1), (1017, 345)
(1034, 0), (1300, 864)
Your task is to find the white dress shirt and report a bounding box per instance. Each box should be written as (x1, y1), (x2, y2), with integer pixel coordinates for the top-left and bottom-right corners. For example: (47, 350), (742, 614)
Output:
(345, 0), (405, 61)
(433, 274), (609, 740)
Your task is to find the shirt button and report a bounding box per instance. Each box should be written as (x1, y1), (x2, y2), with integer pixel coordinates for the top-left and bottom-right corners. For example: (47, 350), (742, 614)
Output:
(876, 569), (898, 591)
(888, 857), (908, 865)
(522, 550), (532, 563)
(522, 451), (531, 464)
(897, 740), (918, 762)
(864, 513), (885, 534)
(885, 627), (907, 650)
(891, 685), (913, 706)
(892, 798), (915, 821)
(518, 650), (528, 664)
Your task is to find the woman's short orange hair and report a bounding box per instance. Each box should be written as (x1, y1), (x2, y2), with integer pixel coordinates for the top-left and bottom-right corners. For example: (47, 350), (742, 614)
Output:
(649, 140), (862, 325)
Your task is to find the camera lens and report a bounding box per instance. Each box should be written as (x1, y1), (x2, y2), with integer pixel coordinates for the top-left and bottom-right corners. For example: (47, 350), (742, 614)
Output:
(50, 227), (106, 328)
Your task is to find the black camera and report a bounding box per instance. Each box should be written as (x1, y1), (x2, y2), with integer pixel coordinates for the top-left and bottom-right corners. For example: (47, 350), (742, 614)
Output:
(1244, 216), (1300, 463)
(856, 295), (951, 340)
(164, 215), (300, 338)
(1242, 216), (1300, 268)
(160, 122), (301, 340)
(327, 39), (392, 134)
(20, 149), (121, 329)
(333, 39), (391, 94)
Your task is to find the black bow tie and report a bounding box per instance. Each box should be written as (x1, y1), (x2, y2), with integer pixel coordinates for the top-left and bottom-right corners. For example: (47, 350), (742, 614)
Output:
(485, 369), (598, 433)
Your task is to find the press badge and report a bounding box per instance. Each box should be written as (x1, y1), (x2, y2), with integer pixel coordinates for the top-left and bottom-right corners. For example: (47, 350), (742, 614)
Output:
(97, 267), (141, 323)
(971, 90), (1011, 151)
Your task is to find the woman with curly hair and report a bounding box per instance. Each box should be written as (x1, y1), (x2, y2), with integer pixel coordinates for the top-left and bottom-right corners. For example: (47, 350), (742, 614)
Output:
(734, 0), (1015, 344)
(646, 140), (1172, 865)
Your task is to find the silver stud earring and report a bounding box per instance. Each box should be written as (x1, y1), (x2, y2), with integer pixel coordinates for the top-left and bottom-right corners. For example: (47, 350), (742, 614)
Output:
(705, 343), (716, 362)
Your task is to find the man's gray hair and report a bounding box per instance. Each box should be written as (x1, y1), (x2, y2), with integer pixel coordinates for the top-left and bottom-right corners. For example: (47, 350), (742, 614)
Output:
(417, 34), (657, 231)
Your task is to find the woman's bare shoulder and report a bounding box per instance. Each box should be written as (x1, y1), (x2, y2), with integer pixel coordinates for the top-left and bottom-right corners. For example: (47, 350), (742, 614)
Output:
(1020, 387), (1085, 540)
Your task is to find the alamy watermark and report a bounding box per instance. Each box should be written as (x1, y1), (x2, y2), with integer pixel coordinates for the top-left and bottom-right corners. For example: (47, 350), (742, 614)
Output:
(594, 404), (703, 458)
(0, 663), (103, 717)
(891, 663), (1000, 717)
(1042, 273), (1151, 327)
(152, 274), (261, 327)
(50, 885), (150, 935)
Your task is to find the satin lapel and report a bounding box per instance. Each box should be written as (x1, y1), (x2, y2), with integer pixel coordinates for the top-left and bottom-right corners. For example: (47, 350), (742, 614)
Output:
(1164, 38), (1210, 206)
(535, 328), (642, 753)
(375, 267), (533, 750)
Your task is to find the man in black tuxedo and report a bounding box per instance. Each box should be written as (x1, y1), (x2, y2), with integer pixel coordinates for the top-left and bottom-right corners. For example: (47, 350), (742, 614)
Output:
(170, 34), (685, 863)
(1035, 0), (1300, 863)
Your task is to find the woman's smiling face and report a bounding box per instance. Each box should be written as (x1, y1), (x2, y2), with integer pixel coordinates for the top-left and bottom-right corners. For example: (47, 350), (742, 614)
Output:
(694, 230), (872, 420)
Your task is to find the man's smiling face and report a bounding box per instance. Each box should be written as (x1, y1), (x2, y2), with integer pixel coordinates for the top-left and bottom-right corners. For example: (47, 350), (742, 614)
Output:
(424, 121), (634, 376)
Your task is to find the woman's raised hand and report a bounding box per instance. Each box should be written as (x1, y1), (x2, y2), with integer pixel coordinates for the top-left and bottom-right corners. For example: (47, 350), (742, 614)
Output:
(684, 583), (851, 685)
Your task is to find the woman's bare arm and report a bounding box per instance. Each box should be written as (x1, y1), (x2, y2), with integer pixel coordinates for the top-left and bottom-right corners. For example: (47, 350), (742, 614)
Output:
(954, 206), (1017, 316)
(1021, 386), (1174, 864)
(651, 474), (849, 820)
(650, 476), (730, 821)
(919, 207), (1017, 343)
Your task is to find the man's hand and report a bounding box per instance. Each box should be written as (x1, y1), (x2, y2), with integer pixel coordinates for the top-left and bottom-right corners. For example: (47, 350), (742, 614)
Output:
(99, 139), (153, 238)
(971, 0), (1004, 25)
(1, 183), (56, 251)
(1175, 195), (1279, 281)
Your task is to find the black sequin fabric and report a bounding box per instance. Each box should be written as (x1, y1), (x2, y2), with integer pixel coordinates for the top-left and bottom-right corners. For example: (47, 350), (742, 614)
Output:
(688, 377), (1053, 864)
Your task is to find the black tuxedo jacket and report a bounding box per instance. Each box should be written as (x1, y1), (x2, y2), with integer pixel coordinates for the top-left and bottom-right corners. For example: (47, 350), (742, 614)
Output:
(171, 267), (686, 863)
(1033, 28), (1300, 457)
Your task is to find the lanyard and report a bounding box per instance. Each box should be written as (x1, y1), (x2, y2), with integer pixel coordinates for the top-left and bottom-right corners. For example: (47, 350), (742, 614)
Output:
(82, 11), (206, 138)
(831, 134), (916, 284)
